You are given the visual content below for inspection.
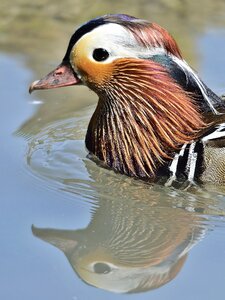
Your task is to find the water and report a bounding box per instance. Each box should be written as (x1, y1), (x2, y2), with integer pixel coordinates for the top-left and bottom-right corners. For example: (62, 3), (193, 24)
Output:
(1, 2), (225, 299)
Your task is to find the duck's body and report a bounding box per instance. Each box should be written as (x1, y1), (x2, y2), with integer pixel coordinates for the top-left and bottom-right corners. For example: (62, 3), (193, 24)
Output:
(29, 14), (225, 186)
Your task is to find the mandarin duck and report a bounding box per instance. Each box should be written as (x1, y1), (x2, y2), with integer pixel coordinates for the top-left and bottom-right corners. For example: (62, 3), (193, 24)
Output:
(29, 14), (225, 186)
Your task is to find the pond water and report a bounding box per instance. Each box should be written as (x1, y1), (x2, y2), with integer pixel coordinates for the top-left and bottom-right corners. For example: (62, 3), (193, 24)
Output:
(1, 2), (225, 299)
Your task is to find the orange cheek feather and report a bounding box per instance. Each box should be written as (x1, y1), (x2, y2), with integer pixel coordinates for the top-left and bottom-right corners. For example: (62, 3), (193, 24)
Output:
(74, 53), (114, 86)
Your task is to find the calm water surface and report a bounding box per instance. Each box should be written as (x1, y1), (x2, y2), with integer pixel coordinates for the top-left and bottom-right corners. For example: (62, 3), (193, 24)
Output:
(1, 2), (225, 299)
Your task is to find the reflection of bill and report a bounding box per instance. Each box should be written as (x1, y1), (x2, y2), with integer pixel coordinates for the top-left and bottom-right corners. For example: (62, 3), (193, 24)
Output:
(32, 191), (205, 293)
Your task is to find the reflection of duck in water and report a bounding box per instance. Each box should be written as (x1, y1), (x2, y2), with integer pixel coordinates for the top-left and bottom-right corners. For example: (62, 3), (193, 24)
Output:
(30, 14), (225, 185)
(28, 117), (225, 293)
(33, 184), (205, 293)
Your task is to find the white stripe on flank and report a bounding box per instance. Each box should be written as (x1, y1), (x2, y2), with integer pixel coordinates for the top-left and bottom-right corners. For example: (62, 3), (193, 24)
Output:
(165, 143), (187, 186)
(186, 142), (197, 182)
(202, 123), (225, 141)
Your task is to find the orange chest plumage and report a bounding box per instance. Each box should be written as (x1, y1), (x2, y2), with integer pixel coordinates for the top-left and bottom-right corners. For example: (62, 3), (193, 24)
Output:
(85, 58), (207, 180)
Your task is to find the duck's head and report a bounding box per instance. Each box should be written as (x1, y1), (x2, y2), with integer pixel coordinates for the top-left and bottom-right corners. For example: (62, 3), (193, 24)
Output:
(29, 14), (183, 92)
(30, 14), (208, 180)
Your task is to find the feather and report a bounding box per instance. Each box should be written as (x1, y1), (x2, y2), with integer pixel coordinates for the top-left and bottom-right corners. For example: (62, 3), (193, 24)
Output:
(85, 58), (206, 180)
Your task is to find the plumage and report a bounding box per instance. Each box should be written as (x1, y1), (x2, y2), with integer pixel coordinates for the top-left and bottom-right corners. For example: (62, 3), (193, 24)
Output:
(29, 14), (225, 186)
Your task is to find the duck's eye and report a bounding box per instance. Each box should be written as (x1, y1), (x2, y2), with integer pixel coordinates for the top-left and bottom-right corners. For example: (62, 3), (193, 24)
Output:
(93, 262), (111, 274)
(92, 48), (109, 62)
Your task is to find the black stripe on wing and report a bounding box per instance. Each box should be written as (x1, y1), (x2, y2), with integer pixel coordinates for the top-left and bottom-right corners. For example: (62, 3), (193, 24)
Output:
(165, 140), (204, 187)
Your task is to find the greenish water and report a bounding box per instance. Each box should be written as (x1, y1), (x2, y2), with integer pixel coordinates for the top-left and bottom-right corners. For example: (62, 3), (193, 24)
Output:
(1, 1), (225, 299)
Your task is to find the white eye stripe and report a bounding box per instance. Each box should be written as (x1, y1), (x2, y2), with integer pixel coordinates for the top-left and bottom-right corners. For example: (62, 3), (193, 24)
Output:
(73, 23), (140, 62)
(71, 22), (170, 65)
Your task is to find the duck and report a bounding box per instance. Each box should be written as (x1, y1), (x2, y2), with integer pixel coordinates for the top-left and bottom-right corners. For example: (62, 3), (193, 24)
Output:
(29, 14), (225, 186)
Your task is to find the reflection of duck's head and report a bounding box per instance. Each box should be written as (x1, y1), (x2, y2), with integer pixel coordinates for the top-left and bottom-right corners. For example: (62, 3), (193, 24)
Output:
(29, 14), (225, 184)
(32, 192), (203, 293)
